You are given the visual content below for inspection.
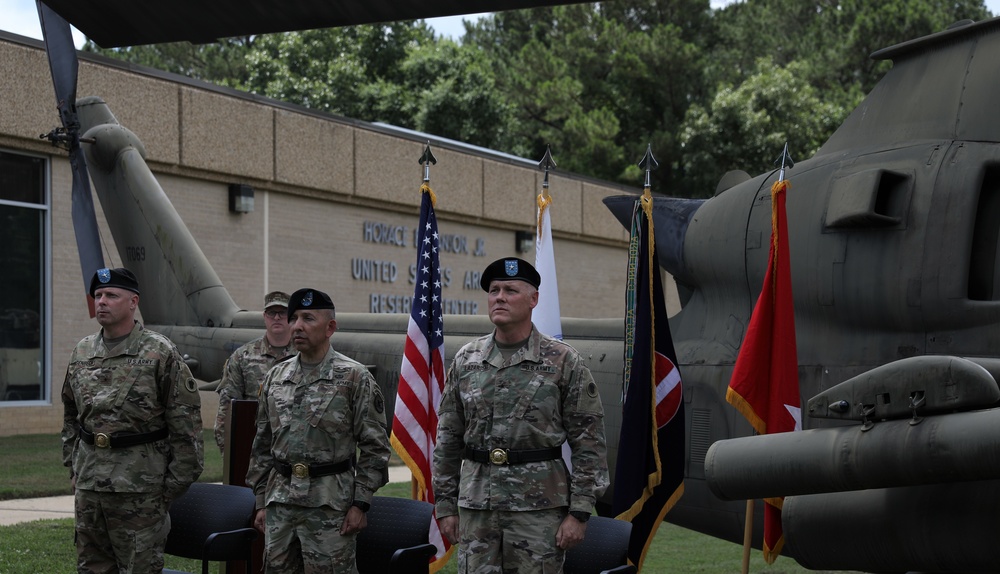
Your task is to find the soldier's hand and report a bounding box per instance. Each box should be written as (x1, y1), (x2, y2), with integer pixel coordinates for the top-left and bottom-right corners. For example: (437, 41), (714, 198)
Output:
(253, 508), (266, 533)
(555, 514), (587, 550)
(439, 515), (459, 545)
(340, 505), (368, 535)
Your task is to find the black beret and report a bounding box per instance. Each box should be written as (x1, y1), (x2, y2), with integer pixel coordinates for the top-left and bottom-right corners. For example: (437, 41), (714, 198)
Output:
(479, 257), (541, 291)
(89, 267), (140, 297)
(287, 288), (335, 319)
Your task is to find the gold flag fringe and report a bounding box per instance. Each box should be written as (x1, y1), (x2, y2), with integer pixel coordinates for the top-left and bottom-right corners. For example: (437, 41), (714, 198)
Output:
(536, 188), (552, 238)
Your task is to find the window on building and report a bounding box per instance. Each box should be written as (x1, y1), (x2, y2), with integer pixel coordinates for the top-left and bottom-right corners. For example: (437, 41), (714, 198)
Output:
(0, 151), (47, 403)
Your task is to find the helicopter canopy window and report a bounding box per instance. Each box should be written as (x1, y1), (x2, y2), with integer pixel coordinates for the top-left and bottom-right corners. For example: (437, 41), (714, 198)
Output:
(0, 151), (47, 403)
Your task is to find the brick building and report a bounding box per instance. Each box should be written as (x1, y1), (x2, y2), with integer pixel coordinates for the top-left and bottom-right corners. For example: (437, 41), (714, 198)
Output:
(0, 31), (667, 436)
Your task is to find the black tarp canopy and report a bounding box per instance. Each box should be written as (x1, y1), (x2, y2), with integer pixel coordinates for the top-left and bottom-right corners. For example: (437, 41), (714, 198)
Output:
(40, 0), (577, 47)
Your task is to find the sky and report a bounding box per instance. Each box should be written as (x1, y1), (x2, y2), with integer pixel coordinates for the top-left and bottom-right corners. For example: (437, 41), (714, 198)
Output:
(2, 0), (1000, 48)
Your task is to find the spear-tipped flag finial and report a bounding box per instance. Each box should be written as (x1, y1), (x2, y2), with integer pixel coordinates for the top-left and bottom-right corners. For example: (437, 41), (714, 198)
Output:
(774, 142), (794, 182)
(419, 141), (437, 182)
(538, 144), (557, 189)
(638, 143), (659, 189)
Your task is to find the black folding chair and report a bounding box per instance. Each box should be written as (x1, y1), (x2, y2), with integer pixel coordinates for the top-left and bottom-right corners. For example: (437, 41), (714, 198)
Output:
(564, 515), (636, 574)
(356, 496), (437, 574)
(162, 482), (259, 574)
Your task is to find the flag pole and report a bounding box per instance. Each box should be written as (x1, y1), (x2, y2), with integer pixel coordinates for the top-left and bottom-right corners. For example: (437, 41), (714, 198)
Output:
(735, 143), (795, 574)
(741, 500), (753, 574)
(421, 141), (436, 184)
(613, 143), (686, 571)
(534, 144), (564, 342)
(537, 144), (556, 240)
(391, 141), (454, 571)
(411, 141), (438, 503)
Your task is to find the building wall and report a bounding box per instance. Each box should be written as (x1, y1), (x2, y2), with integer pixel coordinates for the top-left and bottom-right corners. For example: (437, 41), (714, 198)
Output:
(0, 32), (675, 436)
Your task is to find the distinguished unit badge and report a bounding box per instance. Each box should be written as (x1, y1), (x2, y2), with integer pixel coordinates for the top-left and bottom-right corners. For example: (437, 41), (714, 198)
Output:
(505, 259), (518, 276)
(302, 291), (314, 307)
(97, 268), (111, 283)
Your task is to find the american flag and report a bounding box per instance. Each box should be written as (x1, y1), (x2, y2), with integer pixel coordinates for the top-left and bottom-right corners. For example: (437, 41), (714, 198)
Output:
(390, 182), (451, 567)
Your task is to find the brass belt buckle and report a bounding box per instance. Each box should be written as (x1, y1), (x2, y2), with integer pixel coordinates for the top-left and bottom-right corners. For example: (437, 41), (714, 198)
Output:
(489, 448), (508, 465)
(292, 463), (309, 479)
(95, 433), (111, 449)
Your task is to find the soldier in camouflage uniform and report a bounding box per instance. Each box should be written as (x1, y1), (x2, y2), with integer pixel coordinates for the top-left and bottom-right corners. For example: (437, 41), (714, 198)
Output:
(433, 257), (609, 574)
(62, 267), (204, 574)
(214, 290), (294, 453)
(247, 288), (390, 574)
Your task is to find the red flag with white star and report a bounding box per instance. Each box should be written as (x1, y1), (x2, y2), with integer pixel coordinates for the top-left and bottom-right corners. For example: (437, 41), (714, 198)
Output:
(726, 179), (801, 563)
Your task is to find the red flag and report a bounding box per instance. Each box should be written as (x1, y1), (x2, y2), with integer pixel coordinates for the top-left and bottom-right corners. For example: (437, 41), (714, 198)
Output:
(612, 189), (685, 570)
(390, 183), (453, 570)
(726, 179), (801, 563)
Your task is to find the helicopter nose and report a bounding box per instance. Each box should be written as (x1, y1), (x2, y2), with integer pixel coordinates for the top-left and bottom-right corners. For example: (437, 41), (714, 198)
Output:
(602, 194), (704, 286)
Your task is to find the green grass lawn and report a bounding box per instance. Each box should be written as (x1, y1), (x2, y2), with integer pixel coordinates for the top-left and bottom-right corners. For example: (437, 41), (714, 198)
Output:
(0, 431), (224, 500)
(0, 434), (856, 573)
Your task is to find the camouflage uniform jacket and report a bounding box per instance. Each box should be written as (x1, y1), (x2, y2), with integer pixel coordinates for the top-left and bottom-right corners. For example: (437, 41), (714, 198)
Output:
(214, 335), (294, 451)
(246, 347), (390, 511)
(433, 325), (609, 518)
(61, 321), (205, 501)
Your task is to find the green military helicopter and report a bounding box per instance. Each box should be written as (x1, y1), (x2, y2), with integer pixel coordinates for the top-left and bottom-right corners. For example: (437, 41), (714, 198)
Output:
(36, 1), (1000, 571)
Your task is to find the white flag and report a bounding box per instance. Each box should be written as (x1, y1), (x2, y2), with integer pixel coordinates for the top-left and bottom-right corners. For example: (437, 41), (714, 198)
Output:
(534, 189), (571, 470)
(534, 191), (562, 340)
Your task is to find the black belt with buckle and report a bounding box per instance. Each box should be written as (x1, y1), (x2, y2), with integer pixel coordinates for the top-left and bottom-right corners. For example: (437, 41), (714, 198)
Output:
(464, 446), (563, 466)
(79, 426), (169, 449)
(275, 458), (354, 479)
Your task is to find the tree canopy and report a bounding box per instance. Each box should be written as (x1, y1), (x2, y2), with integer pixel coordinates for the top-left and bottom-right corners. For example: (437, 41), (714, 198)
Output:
(85, 0), (993, 198)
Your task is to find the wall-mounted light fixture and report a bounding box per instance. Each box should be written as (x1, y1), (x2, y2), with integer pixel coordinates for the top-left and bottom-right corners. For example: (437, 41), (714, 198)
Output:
(228, 183), (254, 214)
(515, 230), (534, 254)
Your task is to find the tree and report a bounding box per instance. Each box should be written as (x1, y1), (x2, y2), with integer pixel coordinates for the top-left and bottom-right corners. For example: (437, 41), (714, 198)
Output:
(467, 1), (712, 191)
(83, 0), (996, 199)
(404, 41), (519, 150)
(236, 23), (521, 144)
(832, 0), (989, 91)
(84, 37), (254, 88)
(707, 0), (990, 96)
(681, 0), (992, 197)
(238, 23), (434, 123)
(680, 57), (851, 197)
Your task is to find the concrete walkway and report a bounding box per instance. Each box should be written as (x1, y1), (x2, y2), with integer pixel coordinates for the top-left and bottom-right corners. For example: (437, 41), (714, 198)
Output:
(0, 465), (412, 526)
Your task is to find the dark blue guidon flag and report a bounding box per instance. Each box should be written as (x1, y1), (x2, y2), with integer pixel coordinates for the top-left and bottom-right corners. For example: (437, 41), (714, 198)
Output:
(612, 190), (685, 571)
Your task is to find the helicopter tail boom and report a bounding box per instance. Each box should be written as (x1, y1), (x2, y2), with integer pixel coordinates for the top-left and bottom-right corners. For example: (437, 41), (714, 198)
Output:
(78, 96), (241, 328)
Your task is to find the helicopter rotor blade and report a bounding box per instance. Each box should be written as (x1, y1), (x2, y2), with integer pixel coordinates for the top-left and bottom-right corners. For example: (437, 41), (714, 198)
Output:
(37, 1), (105, 316)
